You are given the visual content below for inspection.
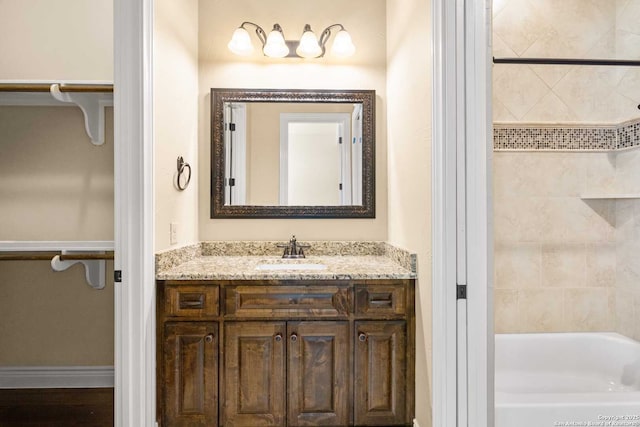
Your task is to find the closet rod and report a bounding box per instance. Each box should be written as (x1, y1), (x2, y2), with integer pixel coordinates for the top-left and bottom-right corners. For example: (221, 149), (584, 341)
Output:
(493, 57), (640, 67)
(0, 252), (114, 261)
(0, 83), (113, 93)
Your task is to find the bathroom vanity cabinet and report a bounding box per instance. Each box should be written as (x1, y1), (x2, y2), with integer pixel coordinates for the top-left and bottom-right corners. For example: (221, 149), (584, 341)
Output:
(156, 279), (415, 427)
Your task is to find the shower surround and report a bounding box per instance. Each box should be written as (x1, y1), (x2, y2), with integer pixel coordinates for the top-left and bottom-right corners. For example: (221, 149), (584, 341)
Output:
(492, 0), (640, 340)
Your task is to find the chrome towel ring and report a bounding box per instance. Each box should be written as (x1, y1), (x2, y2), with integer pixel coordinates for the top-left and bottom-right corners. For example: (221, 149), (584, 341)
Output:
(176, 156), (191, 191)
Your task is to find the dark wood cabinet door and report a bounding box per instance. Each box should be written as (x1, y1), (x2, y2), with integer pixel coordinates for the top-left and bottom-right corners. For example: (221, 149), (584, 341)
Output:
(287, 321), (349, 426)
(164, 322), (218, 427)
(354, 321), (407, 426)
(223, 322), (286, 426)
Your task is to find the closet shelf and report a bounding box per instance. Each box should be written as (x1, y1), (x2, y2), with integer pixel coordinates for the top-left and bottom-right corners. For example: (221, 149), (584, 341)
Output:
(0, 81), (114, 146)
(0, 241), (114, 290)
(580, 194), (640, 200)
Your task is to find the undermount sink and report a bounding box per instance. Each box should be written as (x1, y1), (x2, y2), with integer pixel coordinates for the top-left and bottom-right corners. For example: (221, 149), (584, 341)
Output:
(255, 263), (327, 271)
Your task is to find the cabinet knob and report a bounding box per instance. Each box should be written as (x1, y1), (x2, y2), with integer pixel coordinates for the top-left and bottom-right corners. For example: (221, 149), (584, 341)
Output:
(290, 333), (298, 342)
(274, 334), (282, 342)
(205, 333), (214, 343)
(358, 333), (367, 342)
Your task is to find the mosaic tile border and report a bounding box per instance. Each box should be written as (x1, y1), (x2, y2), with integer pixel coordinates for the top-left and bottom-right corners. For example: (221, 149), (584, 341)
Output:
(494, 119), (640, 151)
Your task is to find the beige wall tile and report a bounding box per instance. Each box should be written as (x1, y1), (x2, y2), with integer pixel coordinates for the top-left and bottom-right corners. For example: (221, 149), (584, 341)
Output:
(586, 243), (617, 287)
(494, 289), (520, 333)
(541, 198), (615, 244)
(493, 0), (551, 56)
(493, 0), (640, 123)
(495, 242), (541, 289)
(494, 196), (545, 243)
(564, 288), (615, 331)
(584, 153), (617, 195)
(519, 288), (564, 332)
(523, 92), (577, 122)
(616, 289), (636, 338)
(541, 244), (586, 288)
(493, 65), (549, 120)
(634, 291), (640, 341)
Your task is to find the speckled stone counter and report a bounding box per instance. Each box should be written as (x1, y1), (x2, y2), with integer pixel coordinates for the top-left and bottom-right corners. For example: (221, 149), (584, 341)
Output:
(156, 241), (416, 281)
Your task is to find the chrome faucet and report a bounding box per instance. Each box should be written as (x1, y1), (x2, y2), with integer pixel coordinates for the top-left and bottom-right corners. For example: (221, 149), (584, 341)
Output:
(277, 235), (310, 258)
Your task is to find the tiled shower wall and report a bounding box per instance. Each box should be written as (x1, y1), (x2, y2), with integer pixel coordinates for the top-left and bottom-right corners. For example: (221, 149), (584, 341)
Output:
(613, 149), (640, 341)
(493, 0), (640, 123)
(492, 0), (640, 340)
(493, 146), (640, 341)
(494, 151), (616, 333)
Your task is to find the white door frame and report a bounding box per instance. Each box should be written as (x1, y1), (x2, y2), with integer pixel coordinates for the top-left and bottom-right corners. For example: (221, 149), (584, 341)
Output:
(431, 0), (492, 426)
(113, 0), (156, 426)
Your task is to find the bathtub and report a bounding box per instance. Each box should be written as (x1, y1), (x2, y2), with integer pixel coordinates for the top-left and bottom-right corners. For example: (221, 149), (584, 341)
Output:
(495, 333), (640, 427)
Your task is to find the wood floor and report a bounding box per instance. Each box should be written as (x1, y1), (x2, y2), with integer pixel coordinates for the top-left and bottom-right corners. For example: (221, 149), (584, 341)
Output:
(0, 388), (113, 427)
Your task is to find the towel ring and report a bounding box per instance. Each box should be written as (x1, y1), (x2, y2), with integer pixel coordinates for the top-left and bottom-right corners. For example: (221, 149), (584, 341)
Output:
(177, 156), (191, 191)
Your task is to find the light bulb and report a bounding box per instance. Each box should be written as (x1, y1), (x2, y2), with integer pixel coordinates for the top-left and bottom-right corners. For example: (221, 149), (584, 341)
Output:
(296, 25), (322, 58)
(228, 27), (254, 56)
(263, 27), (289, 58)
(331, 30), (355, 57)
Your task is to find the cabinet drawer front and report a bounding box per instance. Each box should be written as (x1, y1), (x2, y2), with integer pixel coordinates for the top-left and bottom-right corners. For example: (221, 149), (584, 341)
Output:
(355, 284), (406, 316)
(165, 285), (219, 317)
(224, 285), (352, 317)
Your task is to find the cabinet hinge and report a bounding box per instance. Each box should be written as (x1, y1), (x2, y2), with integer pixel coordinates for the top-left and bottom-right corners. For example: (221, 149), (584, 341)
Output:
(338, 136), (343, 144)
(228, 178), (236, 187)
(229, 123), (236, 131)
(339, 183), (343, 190)
(114, 270), (122, 283)
(456, 284), (466, 300)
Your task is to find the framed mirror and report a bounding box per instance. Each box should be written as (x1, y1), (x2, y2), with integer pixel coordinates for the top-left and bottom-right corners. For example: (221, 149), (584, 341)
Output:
(210, 88), (375, 218)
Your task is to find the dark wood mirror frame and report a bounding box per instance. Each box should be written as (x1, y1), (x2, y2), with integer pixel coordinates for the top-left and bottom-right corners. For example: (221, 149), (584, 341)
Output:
(210, 88), (376, 218)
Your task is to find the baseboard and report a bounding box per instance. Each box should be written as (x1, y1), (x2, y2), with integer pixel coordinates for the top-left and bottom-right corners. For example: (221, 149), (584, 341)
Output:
(0, 366), (114, 389)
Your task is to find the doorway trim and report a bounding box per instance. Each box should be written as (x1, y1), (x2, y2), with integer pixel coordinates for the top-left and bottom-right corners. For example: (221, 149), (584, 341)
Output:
(431, 0), (492, 426)
(113, 0), (156, 425)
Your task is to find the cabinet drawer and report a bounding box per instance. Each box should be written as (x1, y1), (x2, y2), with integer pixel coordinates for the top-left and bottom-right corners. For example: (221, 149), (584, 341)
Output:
(224, 285), (352, 318)
(165, 285), (219, 317)
(355, 284), (406, 316)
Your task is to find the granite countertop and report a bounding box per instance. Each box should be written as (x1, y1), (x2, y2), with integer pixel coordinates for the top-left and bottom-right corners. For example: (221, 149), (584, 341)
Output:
(156, 255), (415, 281)
(155, 241), (417, 281)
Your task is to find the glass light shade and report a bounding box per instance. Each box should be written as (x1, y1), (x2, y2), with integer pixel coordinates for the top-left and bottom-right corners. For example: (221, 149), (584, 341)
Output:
(296, 29), (322, 58)
(263, 29), (289, 58)
(228, 27), (254, 56)
(330, 30), (356, 57)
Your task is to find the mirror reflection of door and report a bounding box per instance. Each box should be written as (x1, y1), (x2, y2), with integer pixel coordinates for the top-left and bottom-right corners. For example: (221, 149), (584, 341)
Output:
(279, 113), (351, 206)
(223, 102), (246, 205)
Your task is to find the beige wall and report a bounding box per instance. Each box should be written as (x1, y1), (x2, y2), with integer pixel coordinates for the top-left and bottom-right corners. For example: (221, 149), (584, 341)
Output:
(0, 2), (114, 366)
(493, 0), (640, 123)
(154, 0), (200, 251)
(0, 0), (113, 81)
(198, 0), (388, 241)
(386, 0), (432, 425)
(0, 107), (115, 366)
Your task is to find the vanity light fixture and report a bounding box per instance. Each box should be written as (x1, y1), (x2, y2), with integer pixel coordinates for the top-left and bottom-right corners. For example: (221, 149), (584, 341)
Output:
(228, 21), (355, 59)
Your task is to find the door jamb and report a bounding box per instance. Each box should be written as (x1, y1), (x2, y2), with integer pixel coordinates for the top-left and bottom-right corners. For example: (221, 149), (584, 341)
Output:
(431, 0), (492, 426)
(113, 0), (156, 425)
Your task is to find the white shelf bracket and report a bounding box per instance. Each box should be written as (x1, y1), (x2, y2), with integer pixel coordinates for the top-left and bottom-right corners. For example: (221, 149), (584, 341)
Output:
(50, 84), (113, 146)
(50, 251), (106, 290)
